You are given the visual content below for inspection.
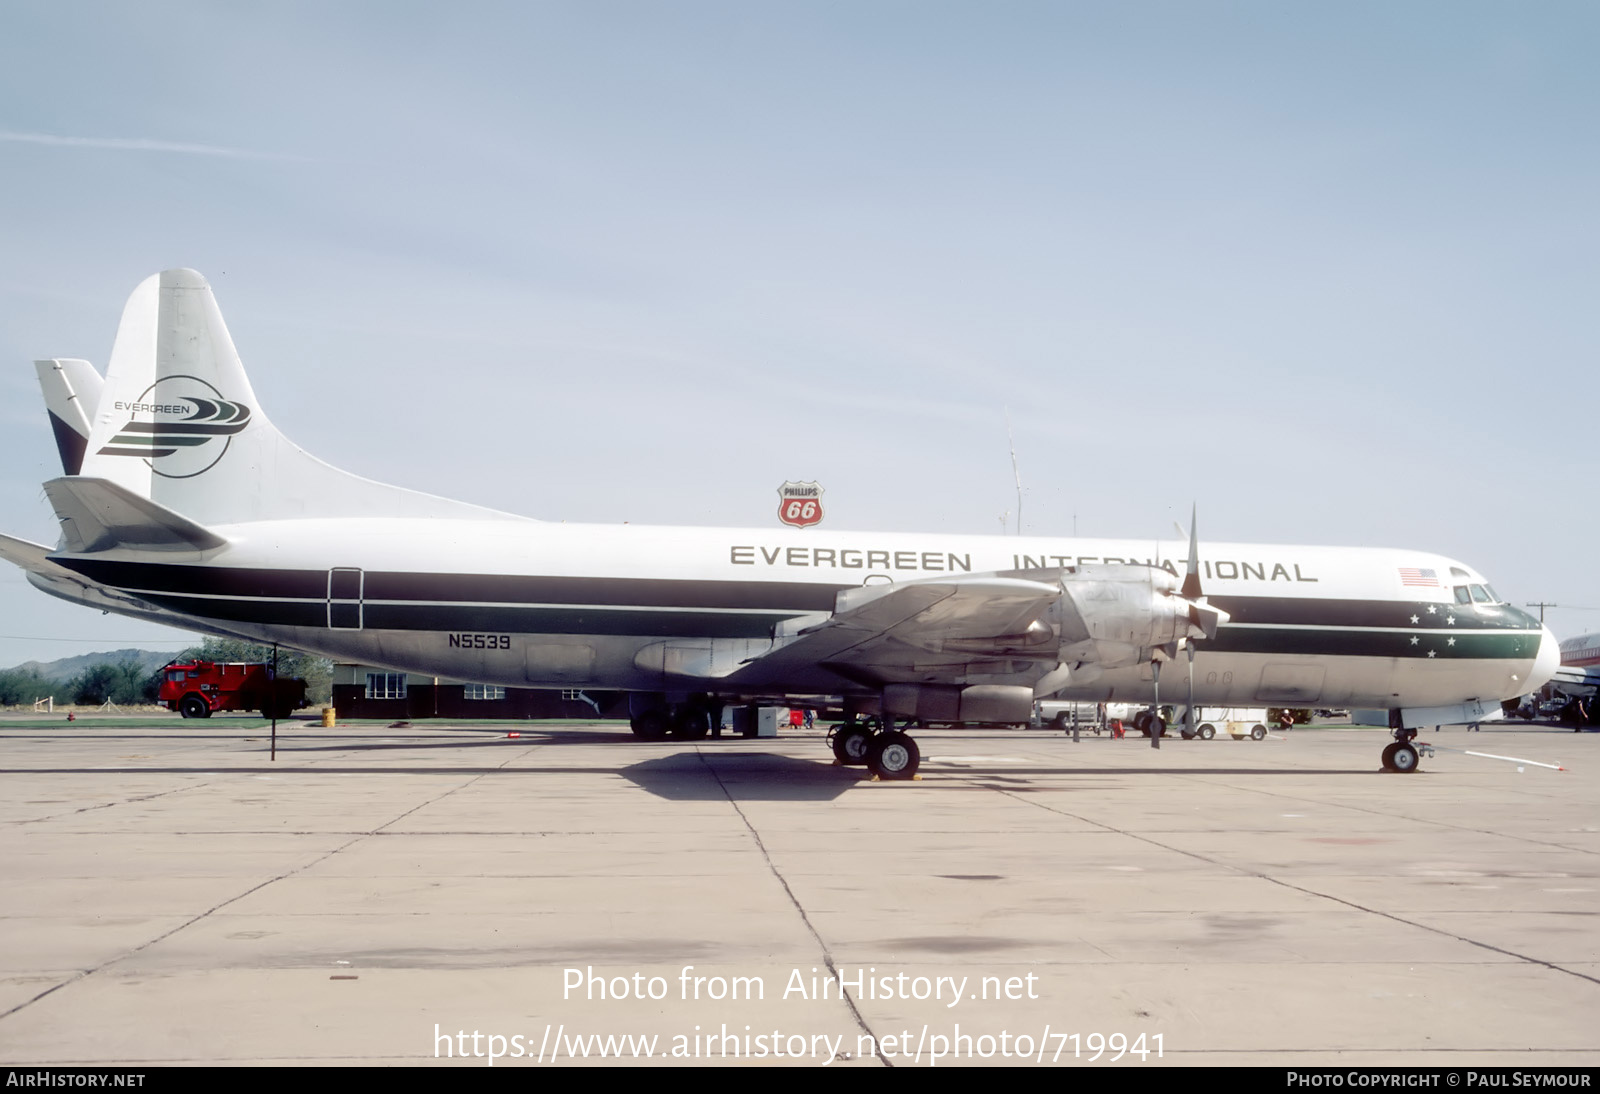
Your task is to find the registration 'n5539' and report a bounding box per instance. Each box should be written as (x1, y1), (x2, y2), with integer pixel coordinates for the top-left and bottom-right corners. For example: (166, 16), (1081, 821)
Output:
(448, 633), (511, 649)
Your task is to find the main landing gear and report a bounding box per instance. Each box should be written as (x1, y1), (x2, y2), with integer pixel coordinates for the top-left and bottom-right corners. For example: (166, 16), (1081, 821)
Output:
(1380, 727), (1433, 773)
(828, 716), (922, 781)
(629, 701), (712, 741)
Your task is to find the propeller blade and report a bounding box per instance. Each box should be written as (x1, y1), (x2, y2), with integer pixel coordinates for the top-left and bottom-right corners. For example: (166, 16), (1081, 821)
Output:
(1187, 599), (1228, 641)
(1181, 503), (1202, 600)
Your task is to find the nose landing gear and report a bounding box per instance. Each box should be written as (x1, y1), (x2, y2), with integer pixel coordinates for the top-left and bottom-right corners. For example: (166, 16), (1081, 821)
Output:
(1380, 727), (1432, 773)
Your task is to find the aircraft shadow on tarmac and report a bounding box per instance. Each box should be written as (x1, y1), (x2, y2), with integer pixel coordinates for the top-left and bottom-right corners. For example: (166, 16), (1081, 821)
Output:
(621, 752), (862, 801)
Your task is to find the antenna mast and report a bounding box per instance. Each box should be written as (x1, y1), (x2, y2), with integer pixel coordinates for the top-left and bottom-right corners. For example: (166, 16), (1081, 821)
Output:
(1006, 409), (1022, 535)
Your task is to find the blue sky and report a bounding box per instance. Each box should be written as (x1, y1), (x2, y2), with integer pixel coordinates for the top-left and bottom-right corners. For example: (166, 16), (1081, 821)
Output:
(1, 2), (1596, 666)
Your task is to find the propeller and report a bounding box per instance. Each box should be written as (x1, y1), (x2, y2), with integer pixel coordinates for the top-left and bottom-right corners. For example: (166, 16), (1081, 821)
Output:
(1156, 505), (1230, 748)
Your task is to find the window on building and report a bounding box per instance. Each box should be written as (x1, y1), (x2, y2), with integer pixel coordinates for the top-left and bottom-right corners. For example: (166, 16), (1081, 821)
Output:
(464, 684), (505, 701)
(365, 672), (407, 699)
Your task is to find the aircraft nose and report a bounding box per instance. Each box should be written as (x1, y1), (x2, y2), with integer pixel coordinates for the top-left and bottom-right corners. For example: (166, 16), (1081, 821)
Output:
(1530, 626), (1561, 692)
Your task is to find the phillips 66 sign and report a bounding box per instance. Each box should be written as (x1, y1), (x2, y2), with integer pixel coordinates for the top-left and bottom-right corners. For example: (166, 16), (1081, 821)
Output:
(777, 481), (824, 528)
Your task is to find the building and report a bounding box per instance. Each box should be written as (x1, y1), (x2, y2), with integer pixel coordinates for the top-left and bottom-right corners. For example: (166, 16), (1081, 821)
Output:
(330, 664), (625, 720)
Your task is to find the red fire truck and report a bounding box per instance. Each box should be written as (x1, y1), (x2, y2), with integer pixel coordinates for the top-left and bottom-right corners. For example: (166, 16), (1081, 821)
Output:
(159, 660), (308, 719)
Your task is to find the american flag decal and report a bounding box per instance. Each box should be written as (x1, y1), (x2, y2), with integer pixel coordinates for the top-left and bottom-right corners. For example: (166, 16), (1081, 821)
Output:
(1399, 567), (1439, 587)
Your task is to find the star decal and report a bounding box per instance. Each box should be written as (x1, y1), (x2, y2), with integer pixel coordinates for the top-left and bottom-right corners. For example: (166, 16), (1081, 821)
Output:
(1410, 614), (1420, 624)
(1447, 637), (1455, 646)
(1427, 650), (1436, 658)
(1427, 605), (1437, 614)
(1446, 615), (1456, 625)
(1410, 636), (1419, 646)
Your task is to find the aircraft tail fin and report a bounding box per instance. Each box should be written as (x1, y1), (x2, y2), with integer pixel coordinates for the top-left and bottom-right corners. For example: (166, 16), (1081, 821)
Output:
(76, 269), (518, 526)
(35, 358), (103, 476)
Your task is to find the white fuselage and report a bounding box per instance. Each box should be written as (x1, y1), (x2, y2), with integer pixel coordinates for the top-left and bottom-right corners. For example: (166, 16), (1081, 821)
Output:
(39, 517), (1557, 711)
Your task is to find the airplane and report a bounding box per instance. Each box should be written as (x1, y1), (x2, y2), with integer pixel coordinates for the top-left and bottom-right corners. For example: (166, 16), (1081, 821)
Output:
(0, 270), (1561, 778)
(1513, 632), (1600, 728)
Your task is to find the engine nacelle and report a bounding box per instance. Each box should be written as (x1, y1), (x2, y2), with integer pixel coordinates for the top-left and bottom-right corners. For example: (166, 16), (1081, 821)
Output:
(1053, 564), (1225, 668)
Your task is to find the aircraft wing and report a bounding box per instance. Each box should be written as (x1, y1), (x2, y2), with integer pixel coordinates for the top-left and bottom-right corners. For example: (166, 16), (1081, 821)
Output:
(802, 574), (1061, 650)
(723, 572), (1068, 689)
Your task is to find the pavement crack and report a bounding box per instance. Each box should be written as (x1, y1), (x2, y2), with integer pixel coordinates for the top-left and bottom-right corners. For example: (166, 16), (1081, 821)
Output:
(696, 748), (886, 1068)
(0, 755), (522, 1024)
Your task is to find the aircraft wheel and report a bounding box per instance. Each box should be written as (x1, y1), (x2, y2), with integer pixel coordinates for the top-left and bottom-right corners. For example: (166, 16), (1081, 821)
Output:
(866, 730), (920, 780)
(1198, 723), (1216, 740)
(1133, 711), (1151, 736)
(670, 707), (710, 740)
(1250, 725), (1267, 741)
(831, 724), (873, 766)
(179, 694), (210, 720)
(1389, 743), (1420, 773)
(1380, 743), (1399, 771)
(1149, 717), (1166, 738)
(1180, 725), (1196, 740)
(630, 709), (670, 740)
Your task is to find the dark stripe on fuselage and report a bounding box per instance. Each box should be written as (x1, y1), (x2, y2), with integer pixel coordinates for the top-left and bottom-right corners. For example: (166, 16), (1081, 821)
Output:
(58, 559), (844, 611)
(1209, 595), (1543, 632)
(1209, 626), (1542, 660)
(134, 593), (788, 638)
(57, 559), (1544, 656)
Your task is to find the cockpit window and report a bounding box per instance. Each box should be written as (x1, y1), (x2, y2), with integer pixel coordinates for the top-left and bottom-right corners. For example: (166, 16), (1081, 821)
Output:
(1469, 584), (1491, 604)
(1454, 586), (1472, 604)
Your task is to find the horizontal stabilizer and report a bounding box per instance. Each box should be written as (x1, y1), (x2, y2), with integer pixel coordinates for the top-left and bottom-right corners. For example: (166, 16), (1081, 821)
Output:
(0, 532), (60, 577)
(42, 477), (229, 554)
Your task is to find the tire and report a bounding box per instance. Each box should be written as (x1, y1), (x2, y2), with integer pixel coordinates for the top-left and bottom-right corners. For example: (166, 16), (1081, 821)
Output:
(866, 730), (920, 780)
(630, 709), (670, 740)
(1380, 742), (1399, 771)
(1149, 717), (1166, 738)
(1250, 725), (1266, 741)
(831, 724), (873, 766)
(1053, 712), (1072, 731)
(179, 694), (210, 720)
(1198, 723), (1216, 740)
(1390, 743), (1420, 773)
(669, 707), (709, 739)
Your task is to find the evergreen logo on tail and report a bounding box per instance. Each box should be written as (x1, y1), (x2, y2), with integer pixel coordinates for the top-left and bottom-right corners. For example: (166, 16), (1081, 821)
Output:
(97, 374), (252, 479)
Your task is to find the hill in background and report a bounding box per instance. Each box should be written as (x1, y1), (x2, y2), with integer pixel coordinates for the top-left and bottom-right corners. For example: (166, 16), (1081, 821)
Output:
(5, 648), (179, 682)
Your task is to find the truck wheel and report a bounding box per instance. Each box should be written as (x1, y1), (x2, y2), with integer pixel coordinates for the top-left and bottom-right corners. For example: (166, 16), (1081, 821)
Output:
(1198, 724), (1216, 740)
(179, 694), (210, 720)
